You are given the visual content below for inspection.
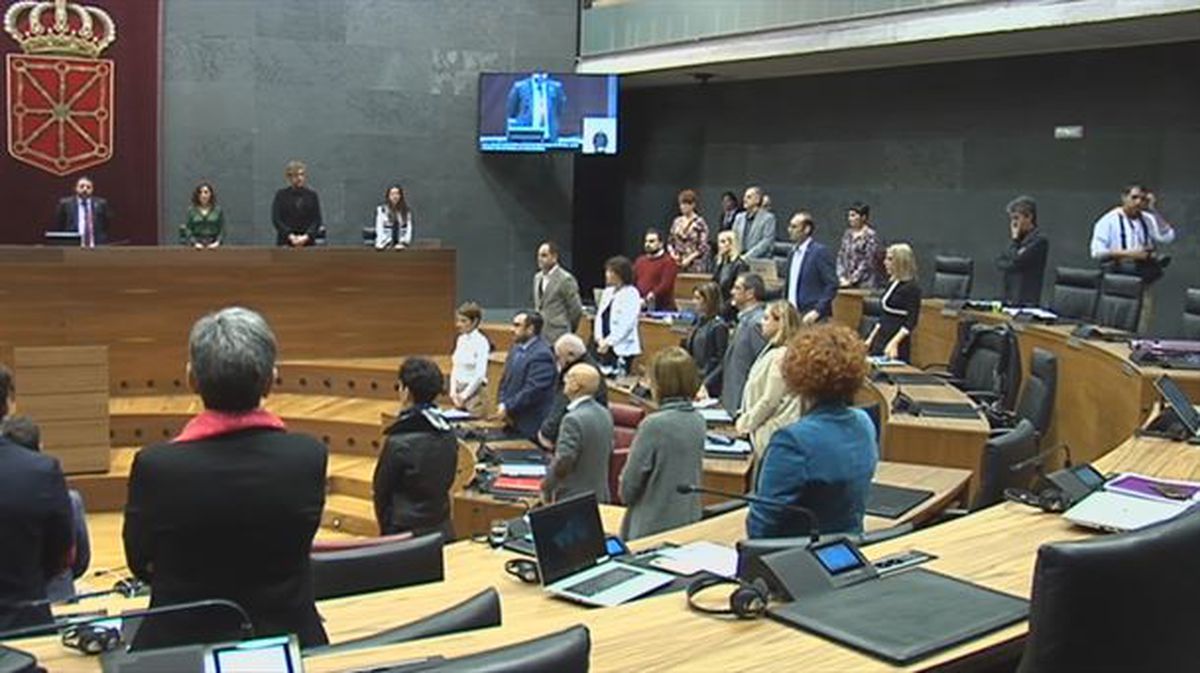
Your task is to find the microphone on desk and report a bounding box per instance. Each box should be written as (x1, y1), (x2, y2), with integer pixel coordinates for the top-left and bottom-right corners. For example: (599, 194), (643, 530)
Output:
(1009, 442), (1073, 473)
(676, 484), (821, 544)
(0, 598), (254, 654)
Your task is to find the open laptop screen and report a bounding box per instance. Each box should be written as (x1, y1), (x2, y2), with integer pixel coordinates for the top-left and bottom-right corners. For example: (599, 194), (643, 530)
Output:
(1154, 374), (1200, 436)
(529, 491), (607, 586)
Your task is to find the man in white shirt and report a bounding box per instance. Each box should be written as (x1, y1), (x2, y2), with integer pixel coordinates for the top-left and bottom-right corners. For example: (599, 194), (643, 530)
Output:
(1089, 183), (1176, 332)
(784, 212), (837, 324)
(54, 176), (111, 247)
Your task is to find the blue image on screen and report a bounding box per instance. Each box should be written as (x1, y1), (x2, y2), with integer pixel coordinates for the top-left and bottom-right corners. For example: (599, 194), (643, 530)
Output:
(478, 72), (619, 154)
(814, 543), (863, 576)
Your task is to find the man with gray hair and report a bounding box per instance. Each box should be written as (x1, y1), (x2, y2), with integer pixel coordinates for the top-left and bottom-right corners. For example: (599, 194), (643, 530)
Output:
(123, 307), (329, 650)
(995, 195), (1048, 307)
(732, 186), (777, 260)
(538, 333), (608, 447)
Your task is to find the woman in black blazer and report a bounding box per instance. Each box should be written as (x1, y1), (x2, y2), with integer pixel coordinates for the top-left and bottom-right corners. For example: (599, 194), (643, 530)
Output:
(866, 243), (921, 363)
(685, 282), (729, 398)
(712, 229), (749, 322)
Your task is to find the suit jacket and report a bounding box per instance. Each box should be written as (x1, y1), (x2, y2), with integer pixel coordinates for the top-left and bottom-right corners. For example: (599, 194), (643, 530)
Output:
(619, 399), (704, 540)
(55, 196), (111, 245)
(784, 240), (838, 319)
(543, 398), (613, 503)
(997, 229), (1049, 307)
(373, 407), (458, 539)
(123, 429), (328, 649)
(534, 266), (584, 345)
(506, 75), (566, 140)
(0, 440), (72, 631)
(732, 209), (777, 260)
(720, 304), (767, 414)
(686, 315), (729, 397)
(539, 355), (608, 444)
(498, 337), (558, 439)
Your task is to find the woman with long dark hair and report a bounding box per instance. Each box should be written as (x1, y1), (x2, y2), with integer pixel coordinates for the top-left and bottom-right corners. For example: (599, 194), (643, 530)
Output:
(180, 182), (224, 248)
(374, 184), (414, 249)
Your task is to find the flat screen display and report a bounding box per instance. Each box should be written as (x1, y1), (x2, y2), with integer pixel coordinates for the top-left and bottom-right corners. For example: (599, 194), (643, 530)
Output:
(478, 72), (618, 154)
(205, 635), (299, 673)
(814, 541), (866, 576)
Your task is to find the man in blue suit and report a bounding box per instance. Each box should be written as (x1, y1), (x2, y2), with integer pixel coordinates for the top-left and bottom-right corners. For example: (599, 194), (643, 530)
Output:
(783, 212), (838, 324)
(494, 311), (558, 440)
(506, 72), (566, 142)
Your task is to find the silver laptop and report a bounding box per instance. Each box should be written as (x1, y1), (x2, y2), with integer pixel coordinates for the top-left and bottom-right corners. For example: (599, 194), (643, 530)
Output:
(529, 491), (672, 607)
(1063, 490), (1190, 533)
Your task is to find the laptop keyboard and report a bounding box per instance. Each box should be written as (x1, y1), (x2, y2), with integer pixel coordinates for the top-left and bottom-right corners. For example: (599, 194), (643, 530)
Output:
(564, 566), (640, 597)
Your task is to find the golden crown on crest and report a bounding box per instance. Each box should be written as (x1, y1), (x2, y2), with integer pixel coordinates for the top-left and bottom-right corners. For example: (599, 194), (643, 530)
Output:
(4, 0), (116, 58)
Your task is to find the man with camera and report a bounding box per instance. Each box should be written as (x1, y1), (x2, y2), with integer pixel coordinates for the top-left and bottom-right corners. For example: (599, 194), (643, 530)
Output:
(1089, 183), (1175, 333)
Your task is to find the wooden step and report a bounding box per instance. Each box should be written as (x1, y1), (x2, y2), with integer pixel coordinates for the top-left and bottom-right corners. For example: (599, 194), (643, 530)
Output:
(321, 493), (380, 537)
(68, 447), (137, 511)
(328, 454), (375, 500)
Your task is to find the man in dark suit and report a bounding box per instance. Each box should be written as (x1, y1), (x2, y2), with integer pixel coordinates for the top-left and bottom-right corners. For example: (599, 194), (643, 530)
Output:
(720, 274), (767, 414)
(542, 365), (613, 503)
(538, 333), (608, 448)
(55, 176), (112, 247)
(0, 365), (74, 631)
(494, 311), (557, 441)
(506, 72), (566, 142)
(783, 212), (838, 324)
(996, 195), (1049, 307)
(123, 308), (328, 650)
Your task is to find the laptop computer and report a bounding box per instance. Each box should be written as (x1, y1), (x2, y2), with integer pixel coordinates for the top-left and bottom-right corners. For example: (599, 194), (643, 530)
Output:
(528, 492), (672, 607)
(1153, 374), (1200, 438)
(1062, 490), (1190, 533)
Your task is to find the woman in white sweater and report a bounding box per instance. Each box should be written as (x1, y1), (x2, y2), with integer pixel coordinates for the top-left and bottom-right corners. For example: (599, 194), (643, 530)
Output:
(736, 299), (805, 458)
(449, 302), (490, 417)
(594, 255), (641, 374)
(374, 184), (413, 249)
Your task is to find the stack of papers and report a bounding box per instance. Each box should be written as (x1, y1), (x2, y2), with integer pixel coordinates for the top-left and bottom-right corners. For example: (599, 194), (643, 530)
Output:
(649, 542), (738, 578)
(499, 464), (547, 478)
(704, 438), (752, 456)
(699, 408), (734, 424)
(868, 356), (905, 367)
(440, 408), (474, 422)
(1002, 307), (1058, 321)
(1105, 473), (1200, 505)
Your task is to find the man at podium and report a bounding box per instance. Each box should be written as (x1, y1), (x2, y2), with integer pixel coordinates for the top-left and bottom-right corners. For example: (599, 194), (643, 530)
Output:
(54, 176), (112, 247)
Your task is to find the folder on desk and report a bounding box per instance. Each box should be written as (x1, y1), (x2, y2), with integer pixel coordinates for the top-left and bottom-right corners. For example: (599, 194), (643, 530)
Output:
(866, 483), (934, 519)
(699, 408), (734, 424)
(491, 476), (542, 493)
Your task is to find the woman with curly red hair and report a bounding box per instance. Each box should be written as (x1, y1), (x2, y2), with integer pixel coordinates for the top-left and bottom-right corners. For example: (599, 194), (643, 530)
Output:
(746, 323), (878, 539)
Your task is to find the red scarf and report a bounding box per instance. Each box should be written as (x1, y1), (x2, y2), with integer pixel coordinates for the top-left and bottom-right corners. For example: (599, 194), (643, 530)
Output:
(173, 408), (287, 443)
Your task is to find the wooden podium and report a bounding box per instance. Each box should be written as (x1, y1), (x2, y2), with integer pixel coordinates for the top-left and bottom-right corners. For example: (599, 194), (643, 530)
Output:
(5, 346), (110, 474)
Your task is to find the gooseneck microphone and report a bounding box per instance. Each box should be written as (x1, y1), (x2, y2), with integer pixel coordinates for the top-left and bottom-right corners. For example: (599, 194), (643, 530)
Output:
(676, 484), (821, 543)
(1009, 442), (1073, 473)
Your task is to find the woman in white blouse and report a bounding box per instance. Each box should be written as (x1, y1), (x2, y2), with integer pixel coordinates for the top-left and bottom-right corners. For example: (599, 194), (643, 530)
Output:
(449, 301), (490, 417)
(374, 184), (413, 249)
(736, 300), (805, 459)
(594, 256), (641, 374)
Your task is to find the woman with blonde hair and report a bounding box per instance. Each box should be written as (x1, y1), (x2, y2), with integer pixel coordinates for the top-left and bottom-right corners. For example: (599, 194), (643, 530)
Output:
(619, 346), (705, 540)
(747, 324), (877, 538)
(735, 300), (805, 458)
(865, 243), (921, 362)
(711, 229), (749, 321)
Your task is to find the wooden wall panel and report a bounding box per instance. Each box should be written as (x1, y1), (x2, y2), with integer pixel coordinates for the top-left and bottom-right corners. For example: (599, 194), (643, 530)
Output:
(10, 346), (110, 474)
(0, 247), (456, 395)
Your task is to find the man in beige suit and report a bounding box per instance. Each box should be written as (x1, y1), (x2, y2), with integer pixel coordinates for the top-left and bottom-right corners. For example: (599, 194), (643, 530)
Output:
(533, 242), (583, 345)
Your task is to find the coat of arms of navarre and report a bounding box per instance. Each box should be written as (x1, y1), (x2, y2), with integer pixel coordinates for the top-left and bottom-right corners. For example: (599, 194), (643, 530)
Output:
(4, 0), (116, 176)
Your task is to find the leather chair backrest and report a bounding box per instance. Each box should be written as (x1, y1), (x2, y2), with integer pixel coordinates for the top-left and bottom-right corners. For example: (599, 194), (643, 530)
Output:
(1049, 267), (1102, 321)
(311, 532), (444, 600)
(960, 324), (1022, 410)
(609, 447), (631, 506)
(1017, 509), (1200, 673)
(856, 402), (882, 443)
(858, 295), (882, 339)
(932, 255), (974, 300)
(609, 403), (645, 429)
(422, 624), (591, 672)
(972, 419), (1038, 510)
(1095, 273), (1143, 332)
(1014, 348), (1057, 439)
(306, 588), (501, 655)
(1183, 288), (1200, 340)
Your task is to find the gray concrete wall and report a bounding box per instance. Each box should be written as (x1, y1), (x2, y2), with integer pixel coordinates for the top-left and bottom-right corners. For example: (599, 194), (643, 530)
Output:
(609, 41), (1200, 335)
(161, 0), (577, 307)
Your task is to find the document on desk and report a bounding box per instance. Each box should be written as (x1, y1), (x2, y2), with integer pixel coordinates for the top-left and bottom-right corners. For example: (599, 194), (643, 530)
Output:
(499, 464), (548, 478)
(649, 541), (738, 578)
(440, 408), (475, 422)
(1104, 473), (1200, 504)
(699, 408), (734, 424)
(694, 398), (720, 409)
(704, 438), (752, 456)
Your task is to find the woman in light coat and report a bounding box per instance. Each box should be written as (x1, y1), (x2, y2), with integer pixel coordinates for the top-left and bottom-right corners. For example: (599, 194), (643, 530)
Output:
(736, 300), (805, 458)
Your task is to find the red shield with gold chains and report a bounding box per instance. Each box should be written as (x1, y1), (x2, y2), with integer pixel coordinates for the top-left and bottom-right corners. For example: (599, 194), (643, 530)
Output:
(7, 52), (112, 175)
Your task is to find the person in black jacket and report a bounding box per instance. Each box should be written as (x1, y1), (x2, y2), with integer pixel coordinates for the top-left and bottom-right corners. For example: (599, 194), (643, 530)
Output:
(866, 244), (922, 363)
(373, 357), (458, 540)
(0, 366), (74, 631)
(685, 281), (729, 398)
(996, 195), (1049, 307)
(712, 229), (750, 322)
(271, 160), (323, 247)
(123, 308), (328, 650)
(538, 334), (608, 448)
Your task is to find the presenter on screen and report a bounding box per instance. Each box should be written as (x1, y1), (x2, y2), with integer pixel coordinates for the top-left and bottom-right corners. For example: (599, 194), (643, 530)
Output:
(271, 160), (323, 247)
(505, 72), (566, 142)
(55, 176), (111, 247)
(373, 184), (413, 249)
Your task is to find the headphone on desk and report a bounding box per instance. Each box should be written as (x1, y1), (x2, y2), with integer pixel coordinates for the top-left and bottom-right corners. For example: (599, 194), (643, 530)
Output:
(685, 575), (770, 619)
(505, 559), (540, 584)
(1003, 486), (1070, 513)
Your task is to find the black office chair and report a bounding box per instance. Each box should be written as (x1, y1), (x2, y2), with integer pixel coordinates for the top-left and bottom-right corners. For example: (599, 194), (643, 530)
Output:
(1017, 508), (1200, 673)
(419, 625), (591, 672)
(1049, 267), (1102, 321)
(857, 402), (882, 443)
(305, 588), (500, 655)
(311, 532), (444, 600)
(1094, 273), (1143, 333)
(991, 348), (1057, 439)
(858, 295), (882, 339)
(929, 322), (1022, 412)
(1182, 288), (1200, 340)
(972, 419), (1039, 510)
(931, 255), (974, 300)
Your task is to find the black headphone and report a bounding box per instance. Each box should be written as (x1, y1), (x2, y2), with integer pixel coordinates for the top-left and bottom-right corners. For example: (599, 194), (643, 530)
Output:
(61, 622), (122, 655)
(1003, 486), (1070, 513)
(685, 575), (770, 619)
(505, 559), (540, 584)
